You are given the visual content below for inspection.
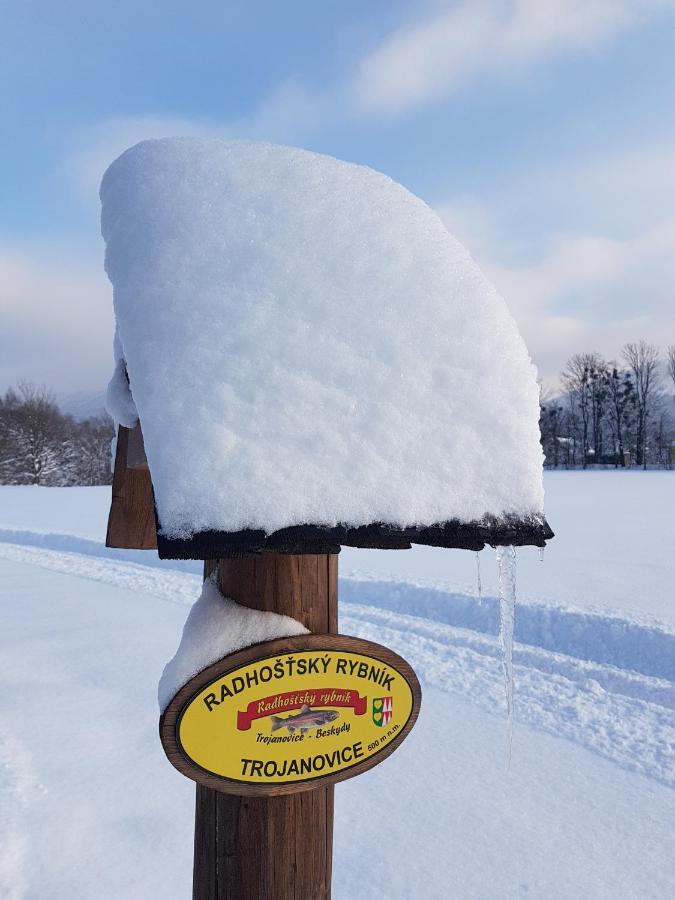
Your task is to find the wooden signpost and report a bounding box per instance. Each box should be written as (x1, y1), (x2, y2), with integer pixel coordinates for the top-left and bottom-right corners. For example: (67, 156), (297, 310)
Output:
(101, 139), (553, 900)
(107, 447), (421, 899)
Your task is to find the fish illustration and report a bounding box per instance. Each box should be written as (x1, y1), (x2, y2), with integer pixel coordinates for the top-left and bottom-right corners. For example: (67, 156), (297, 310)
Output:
(270, 705), (340, 734)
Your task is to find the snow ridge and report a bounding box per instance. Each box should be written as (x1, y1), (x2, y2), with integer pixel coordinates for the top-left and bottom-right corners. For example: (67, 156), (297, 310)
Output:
(344, 603), (675, 788)
(2, 529), (673, 678)
(0, 537), (673, 788)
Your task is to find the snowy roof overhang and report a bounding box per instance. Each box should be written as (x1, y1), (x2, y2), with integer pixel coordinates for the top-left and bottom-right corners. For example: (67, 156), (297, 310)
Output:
(102, 138), (553, 559)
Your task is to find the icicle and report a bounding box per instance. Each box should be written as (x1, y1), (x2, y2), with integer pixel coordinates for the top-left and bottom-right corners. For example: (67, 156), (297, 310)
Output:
(538, 546), (545, 563)
(495, 545), (516, 767)
(475, 551), (482, 601)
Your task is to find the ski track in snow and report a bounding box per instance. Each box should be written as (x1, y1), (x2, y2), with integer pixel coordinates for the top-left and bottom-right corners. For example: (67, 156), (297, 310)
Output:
(0, 733), (43, 900)
(0, 536), (673, 790)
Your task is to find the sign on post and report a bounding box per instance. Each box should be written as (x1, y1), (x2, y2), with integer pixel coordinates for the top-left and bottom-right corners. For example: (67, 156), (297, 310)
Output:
(160, 634), (421, 795)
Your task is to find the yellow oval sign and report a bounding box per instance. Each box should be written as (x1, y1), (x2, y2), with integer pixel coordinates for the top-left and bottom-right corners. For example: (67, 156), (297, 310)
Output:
(160, 634), (421, 795)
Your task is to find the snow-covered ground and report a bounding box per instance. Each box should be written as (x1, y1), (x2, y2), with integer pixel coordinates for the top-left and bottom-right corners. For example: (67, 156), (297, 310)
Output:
(1, 470), (673, 623)
(0, 474), (674, 898)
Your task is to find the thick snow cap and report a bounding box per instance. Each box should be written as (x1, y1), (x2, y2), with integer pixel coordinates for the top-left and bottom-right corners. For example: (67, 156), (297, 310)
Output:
(100, 137), (552, 557)
(158, 574), (308, 712)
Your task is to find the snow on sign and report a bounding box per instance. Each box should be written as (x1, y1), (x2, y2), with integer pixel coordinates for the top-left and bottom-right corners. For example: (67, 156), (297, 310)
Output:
(160, 634), (421, 795)
(101, 137), (552, 558)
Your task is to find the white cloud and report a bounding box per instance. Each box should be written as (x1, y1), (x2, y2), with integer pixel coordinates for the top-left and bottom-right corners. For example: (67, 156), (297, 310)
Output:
(66, 114), (219, 194)
(24, 86), (343, 395)
(451, 139), (675, 257)
(66, 81), (342, 198)
(0, 244), (113, 393)
(354, 0), (673, 113)
(433, 133), (675, 386)
(4, 166), (671, 397)
(239, 78), (343, 144)
(29, 67), (675, 399)
(437, 202), (675, 384)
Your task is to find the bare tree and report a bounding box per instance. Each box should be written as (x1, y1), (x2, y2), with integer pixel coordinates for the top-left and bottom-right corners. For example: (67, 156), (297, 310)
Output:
(0, 383), (114, 486)
(652, 410), (674, 469)
(561, 352), (607, 467)
(73, 416), (114, 485)
(590, 359), (609, 459)
(540, 401), (563, 467)
(622, 342), (661, 469)
(0, 382), (74, 485)
(668, 345), (675, 391)
(0, 387), (22, 482)
(562, 357), (589, 467)
(605, 365), (635, 466)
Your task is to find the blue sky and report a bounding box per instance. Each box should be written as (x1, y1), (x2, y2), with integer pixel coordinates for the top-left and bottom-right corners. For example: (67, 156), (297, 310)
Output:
(2, 0), (675, 393)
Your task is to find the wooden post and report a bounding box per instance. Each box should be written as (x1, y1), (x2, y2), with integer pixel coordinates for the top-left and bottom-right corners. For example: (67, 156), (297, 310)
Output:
(193, 553), (338, 900)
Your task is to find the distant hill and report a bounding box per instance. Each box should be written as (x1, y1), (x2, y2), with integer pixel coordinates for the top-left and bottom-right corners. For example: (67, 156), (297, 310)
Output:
(58, 390), (108, 421)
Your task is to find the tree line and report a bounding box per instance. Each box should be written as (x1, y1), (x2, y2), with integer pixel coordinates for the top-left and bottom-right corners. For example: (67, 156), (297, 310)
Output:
(540, 342), (675, 469)
(2, 342), (674, 487)
(0, 383), (114, 486)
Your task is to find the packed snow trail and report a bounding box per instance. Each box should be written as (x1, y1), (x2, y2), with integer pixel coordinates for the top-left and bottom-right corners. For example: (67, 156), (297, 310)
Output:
(3, 473), (674, 624)
(3, 530), (675, 675)
(0, 540), (673, 789)
(1, 557), (673, 899)
(0, 734), (39, 900)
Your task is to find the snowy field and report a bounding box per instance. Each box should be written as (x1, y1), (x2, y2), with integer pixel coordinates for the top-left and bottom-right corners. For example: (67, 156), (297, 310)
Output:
(0, 473), (674, 898)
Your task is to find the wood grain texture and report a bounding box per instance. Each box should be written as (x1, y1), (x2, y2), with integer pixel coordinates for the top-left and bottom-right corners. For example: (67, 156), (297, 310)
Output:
(125, 420), (149, 469)
(105, 425), (157, 550)
(194, 785), (333, 900)
(193, 553), (338, 900)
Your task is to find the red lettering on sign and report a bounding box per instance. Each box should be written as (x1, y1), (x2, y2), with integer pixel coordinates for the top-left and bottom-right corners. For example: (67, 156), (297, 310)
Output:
(236, 689), (368, 730)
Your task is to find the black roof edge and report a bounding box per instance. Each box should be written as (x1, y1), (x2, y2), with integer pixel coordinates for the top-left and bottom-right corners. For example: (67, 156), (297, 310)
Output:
(156, 516), (554, 560)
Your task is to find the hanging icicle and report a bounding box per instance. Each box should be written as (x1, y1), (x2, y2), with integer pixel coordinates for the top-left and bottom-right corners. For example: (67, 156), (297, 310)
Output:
(538, 546), (545, 563)
(495, 545), (517, 767)
(475, 551), (482, 601)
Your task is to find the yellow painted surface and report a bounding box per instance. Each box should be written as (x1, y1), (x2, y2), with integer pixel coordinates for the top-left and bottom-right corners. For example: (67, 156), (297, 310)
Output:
(178, 649), (414, 784)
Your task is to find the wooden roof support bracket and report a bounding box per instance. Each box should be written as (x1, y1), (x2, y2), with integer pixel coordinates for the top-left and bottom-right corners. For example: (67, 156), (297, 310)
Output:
(106, 423), (157, 550)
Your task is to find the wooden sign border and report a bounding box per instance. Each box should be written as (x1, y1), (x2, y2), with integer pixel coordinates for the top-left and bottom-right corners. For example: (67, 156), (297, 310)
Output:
(159, 633), (422, 796)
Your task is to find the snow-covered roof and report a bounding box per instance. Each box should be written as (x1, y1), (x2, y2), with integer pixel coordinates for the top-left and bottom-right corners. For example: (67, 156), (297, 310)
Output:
(101, 137), (550, 556)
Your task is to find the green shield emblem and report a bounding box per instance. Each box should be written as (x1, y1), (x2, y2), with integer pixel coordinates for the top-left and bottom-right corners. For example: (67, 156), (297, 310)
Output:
(372, 697), (393, 727)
